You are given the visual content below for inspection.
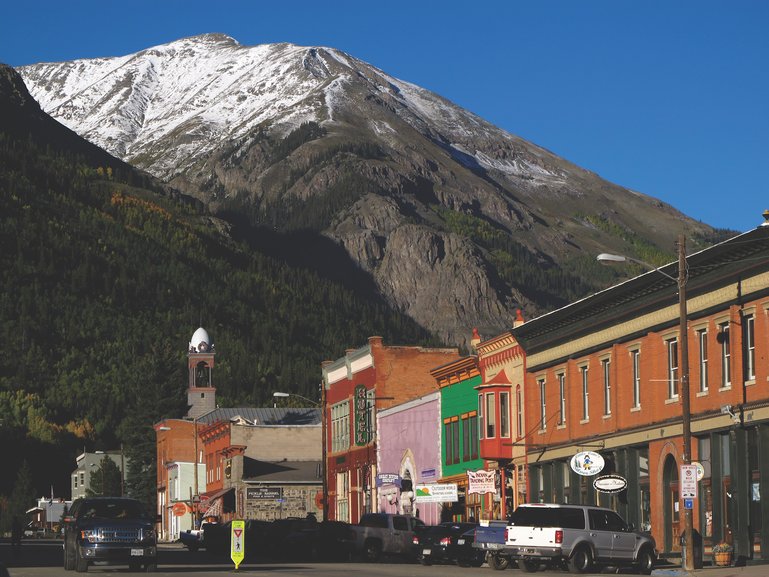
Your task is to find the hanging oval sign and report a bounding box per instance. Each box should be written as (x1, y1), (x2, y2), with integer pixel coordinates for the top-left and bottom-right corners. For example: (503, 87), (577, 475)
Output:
(570, 451), (605, 476)
(593, 474), (628, 494)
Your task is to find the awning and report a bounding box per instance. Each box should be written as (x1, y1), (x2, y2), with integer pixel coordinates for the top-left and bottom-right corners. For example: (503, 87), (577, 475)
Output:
(201, 487), (234, 518)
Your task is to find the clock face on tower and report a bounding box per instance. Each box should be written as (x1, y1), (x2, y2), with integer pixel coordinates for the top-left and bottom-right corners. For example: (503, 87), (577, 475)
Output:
(198, 341), (208, 352)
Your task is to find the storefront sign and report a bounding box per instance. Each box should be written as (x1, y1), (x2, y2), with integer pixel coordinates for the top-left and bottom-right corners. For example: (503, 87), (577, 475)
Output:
(467, 469), (496, 494)
(593, 474), (627, 494)
(354, 384), (370, 446)
(376, 473), (402, 487)
(246, 487), (283, 500)
(421, 468), (437, 480)
(693, 461), (705, 481)
(415, 483), (458, 503)
(570, 451), (605, 476)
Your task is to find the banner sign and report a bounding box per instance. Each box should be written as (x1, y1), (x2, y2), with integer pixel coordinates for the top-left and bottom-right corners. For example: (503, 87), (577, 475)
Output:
(415, 483), (458, 503)
(246, 487), (283, 500)
(570, 451), (605, 476)
(354, 385), (370, 446)
(376, 473), (402, 487)
(467, 469), (496, 494)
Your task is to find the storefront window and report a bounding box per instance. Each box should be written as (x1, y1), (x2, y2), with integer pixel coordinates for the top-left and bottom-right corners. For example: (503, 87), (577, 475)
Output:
(639, 448), (651, 532)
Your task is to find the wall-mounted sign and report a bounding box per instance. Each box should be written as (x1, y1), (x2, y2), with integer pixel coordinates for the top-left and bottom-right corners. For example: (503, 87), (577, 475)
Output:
(354, 384), (370, 446)
(376, 473), (402, 487)
(467, 469), (496, 494)
(421, 468), (437, 480)
(246, 487), (283, 500)
(415, 483), (458, 503)
(593, 474), (628, 494)
(570, 451), (605, 476)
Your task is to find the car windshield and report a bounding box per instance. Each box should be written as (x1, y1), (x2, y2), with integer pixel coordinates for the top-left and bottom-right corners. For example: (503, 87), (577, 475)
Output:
(80, 500), (146, 520)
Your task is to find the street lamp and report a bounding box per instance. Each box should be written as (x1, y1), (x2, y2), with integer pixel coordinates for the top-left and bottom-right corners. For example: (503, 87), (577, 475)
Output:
(273, 390), (327, 521)
(598, 234), (693, 571)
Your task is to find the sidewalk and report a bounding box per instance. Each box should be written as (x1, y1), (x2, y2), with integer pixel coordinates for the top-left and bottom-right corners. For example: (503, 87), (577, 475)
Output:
(653, 562), (769, 577)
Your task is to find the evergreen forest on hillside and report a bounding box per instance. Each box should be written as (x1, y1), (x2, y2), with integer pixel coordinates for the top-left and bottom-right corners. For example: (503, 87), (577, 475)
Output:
(0, 127), (437, 511)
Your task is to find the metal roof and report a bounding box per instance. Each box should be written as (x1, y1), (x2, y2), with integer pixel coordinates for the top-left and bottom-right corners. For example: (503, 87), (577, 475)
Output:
(197, 407), (321, 426)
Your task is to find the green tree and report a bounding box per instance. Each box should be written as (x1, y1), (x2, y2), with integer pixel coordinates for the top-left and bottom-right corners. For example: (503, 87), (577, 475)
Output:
(86, 456), (123, 497)
(6, 460), (36, 534)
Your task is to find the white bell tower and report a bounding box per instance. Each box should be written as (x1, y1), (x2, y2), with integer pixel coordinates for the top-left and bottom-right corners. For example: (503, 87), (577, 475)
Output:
(187, 327), (216, 419)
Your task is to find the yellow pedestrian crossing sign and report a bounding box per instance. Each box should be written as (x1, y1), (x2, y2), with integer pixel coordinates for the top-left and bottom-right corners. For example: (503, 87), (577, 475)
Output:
(231, 519), (245, 569)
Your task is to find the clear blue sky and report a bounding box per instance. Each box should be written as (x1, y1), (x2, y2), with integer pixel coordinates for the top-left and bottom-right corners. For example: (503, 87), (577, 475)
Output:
(2, 0), (767, 232)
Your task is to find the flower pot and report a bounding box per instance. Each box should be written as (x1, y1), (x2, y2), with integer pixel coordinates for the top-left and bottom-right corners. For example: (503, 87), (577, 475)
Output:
(713, 551), (732, 566)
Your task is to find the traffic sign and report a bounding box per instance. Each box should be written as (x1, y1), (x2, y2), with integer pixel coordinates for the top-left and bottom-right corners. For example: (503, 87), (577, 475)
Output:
(681, 464), (698, 499)
(231, 520), (245, 569)
(684, 498), (694, 509)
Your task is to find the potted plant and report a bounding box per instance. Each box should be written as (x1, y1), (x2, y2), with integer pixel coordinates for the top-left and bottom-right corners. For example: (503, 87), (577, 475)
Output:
(712, 541), (733, 566)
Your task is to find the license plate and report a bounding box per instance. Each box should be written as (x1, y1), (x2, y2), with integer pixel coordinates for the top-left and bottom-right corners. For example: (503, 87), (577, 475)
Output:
(457, 539), (465, 545)
(523, 548), (540, 555)
(130, 549), (144, 556)
(422, 548), (431, 555)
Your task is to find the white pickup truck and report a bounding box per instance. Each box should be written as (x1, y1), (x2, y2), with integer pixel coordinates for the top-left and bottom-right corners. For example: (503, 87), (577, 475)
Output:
(501, 503), (656, 574)
(350, 513), (425, 561)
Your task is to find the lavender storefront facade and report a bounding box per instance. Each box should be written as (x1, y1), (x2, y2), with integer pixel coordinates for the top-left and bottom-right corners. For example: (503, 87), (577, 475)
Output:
(376, 392), (442, 525)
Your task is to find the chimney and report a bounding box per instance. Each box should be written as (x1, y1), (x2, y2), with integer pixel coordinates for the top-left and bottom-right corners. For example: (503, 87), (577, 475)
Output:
(514, 309), (525, 328)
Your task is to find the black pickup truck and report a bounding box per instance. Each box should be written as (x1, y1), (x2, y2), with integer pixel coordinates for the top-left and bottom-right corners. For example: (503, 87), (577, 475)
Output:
(62, 497), (157, 573)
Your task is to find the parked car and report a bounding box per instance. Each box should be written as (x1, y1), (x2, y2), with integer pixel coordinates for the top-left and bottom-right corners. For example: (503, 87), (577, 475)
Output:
(412, 522), (482, 566)
(501, 503), (656, 574)
(455, 526), (487, 567)
(62, 496), (157, 573)
(283, 520), (357, 561)
(473, 520), (509, 570)
(351, 513), (425, 562)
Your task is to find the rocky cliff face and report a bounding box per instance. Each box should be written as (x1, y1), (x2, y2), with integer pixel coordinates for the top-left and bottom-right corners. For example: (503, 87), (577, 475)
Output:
(17, 35), (720, 345)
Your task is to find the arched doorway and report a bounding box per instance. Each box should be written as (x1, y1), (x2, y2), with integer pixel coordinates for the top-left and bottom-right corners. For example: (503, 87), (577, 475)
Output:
(663, 454), (680, 552)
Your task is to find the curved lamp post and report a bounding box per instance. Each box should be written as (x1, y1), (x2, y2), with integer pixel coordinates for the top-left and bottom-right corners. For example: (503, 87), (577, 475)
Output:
(598, 235), (693, 571)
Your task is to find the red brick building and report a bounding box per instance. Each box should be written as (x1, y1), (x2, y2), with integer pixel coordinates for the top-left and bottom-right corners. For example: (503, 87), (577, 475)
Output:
(321, 336), (459, 523)
(512, 223), (769, 562)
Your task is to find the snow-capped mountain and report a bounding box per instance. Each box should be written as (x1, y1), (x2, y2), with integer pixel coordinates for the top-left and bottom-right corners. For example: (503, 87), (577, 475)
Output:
(17, 34), (718, 344)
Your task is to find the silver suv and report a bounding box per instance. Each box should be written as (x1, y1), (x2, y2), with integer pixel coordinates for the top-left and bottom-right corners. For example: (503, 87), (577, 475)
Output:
(504, 503), (656, 574)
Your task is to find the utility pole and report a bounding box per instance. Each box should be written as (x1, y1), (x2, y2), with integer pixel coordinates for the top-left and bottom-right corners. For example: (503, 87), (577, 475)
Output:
(679, 234), (694, 571)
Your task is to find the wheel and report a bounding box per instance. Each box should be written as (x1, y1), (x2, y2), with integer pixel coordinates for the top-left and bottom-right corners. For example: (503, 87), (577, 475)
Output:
(518, 558), (540, 572)
(636, 547), (655, 575)
(144, 563), (157, 572)
(74, 545), (89, 573)
(364, 540), (381, 562)
(489, 553), (510, 570)
(568, 546), (592, 574)
(63, 540), (75, 571)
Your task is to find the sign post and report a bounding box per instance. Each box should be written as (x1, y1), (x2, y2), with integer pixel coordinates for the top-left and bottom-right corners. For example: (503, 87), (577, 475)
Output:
(231, 520), (245, 570)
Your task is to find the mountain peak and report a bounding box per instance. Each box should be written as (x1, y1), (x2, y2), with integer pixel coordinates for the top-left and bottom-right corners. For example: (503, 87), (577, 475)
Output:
(15, 36), (719, 344)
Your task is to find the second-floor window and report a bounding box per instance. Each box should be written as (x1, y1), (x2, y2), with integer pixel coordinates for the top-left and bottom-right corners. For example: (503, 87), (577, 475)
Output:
(485, 393), (496, 438)
(667, 337), (679, 399)
(331, 401), (350, 452)
(697, 328), (708, 393)
(557, 373), (566, 426)
(719, 322), (731, 388)
(516, 385), (523, 438)
(631, 349), (641, 409)
(581, 366), (589, 421)
(444, 418), (460, 465)
(499, 392), (510, 438)
(538, 378), (546, 430)
(744, 314), (755, 381)
(602, 359), (611, 416)
(461, 413), (479, 460)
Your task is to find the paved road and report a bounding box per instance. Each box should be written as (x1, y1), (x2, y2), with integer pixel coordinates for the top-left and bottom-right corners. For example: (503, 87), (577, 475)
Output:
(2, 540), (767, 577)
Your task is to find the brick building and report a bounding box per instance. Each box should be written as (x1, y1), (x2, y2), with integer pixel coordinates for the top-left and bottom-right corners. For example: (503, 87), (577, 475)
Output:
(321, 336), (459, 523)
(512, 221), (769, 562)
